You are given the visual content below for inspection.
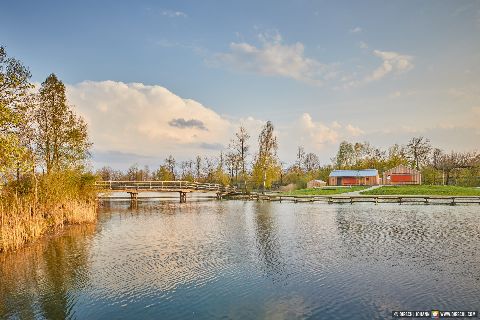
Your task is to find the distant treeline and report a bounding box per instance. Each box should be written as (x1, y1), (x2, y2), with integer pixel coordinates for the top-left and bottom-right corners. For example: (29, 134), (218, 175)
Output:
(98, 133), (480, 189)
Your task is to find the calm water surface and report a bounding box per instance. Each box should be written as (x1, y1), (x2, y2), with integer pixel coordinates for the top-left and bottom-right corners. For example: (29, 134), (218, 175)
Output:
(1, 200), (479, 319)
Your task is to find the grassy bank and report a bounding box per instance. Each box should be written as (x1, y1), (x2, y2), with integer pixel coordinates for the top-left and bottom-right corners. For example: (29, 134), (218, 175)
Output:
(0, 171), (97, 253)
(283, 186), (368, 196)
(361, 185), (480, 196)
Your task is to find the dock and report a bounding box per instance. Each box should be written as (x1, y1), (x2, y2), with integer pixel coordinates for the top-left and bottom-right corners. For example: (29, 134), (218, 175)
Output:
(225, 193), (480, 205)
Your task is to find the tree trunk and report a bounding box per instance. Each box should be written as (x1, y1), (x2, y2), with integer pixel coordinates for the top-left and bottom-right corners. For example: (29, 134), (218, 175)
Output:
(262, 168), (267, 194)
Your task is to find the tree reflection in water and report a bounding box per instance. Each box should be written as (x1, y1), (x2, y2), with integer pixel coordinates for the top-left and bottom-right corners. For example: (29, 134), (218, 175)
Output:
(0, 223), (96, 320)
(253, 202), (287, 284)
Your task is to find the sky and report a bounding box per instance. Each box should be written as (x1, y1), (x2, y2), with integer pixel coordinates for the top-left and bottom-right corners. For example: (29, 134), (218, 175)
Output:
(1, 0), (479, 170)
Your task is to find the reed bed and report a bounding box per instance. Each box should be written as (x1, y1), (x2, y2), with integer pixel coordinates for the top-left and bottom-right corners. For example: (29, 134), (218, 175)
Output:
(0, 171), (97, 253)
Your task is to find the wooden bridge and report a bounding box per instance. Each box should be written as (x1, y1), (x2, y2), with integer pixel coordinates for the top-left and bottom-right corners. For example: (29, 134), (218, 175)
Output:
(95, 181), (237, 203)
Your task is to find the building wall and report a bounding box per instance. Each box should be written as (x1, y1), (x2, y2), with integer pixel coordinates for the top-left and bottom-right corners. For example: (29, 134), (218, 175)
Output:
(383, 165), (421, 185)
(329, 175), (379, 186)
(307, 180), (326, 188)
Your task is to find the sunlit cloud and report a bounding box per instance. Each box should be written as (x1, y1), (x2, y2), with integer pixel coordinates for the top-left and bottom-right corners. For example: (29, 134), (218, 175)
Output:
(66, 81), (372, 168)
(365, 50), (414, 82)
(67, 81), (232, 160)
(212, 31), (333, 86)
(350, 26), (362, 33)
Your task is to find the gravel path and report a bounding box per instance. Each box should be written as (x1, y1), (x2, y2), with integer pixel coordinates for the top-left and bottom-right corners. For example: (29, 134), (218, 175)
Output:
(341, 185), (382, 196)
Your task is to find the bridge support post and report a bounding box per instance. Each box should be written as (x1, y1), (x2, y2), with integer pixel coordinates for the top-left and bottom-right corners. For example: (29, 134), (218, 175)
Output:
(128, 191), (138, 206)
(216, 192), (222, 200)
(179, 192), (187, 203)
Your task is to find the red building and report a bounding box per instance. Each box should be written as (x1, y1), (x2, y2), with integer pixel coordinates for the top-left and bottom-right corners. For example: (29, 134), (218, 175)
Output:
(328, 169), (379, 186)
(382, 165), (421, 185)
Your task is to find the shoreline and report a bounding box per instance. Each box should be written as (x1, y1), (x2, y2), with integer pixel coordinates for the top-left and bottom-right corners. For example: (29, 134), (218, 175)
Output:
(0, 200), (97, 254)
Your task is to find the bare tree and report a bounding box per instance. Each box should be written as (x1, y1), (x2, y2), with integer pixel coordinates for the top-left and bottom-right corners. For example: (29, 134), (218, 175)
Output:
(432, 148), (478, 185)
(231, 126), (250, 191)
(407, 136), (431, 170)
(164, 155), (176, 179)
(296, 146), (305, 170)
(195, 155), (202, 181)
(303, 152), (320, 172)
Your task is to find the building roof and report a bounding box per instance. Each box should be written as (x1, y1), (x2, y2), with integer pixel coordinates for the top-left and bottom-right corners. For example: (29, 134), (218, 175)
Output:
(329, 169), (378, 177)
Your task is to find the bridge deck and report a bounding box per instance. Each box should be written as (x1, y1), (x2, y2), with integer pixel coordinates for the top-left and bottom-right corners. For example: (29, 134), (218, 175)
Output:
(95, 181), (236, 195)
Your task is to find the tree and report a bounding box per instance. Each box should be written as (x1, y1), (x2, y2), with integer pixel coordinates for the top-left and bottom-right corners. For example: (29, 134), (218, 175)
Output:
(213, 152), (230, 185)
(180, 160), (194, 181)
(406, 136), (431, 170)
(154, 165), (174, 181)
(303, 152), (319, 172)
(195, 155), (202, 181)
(96, 166), (123, 181)
(231, 126), (250, 191)
(126, 164), (140, 181)
(35, 74), (91, 173)
(253, 121), (279, 191)
(164, 155), (176, 179)
(385, 144), (409, 169)
(0, 46), (34, 180)
(431, 149), (478, 185)
(202, 156), (216, 182)
(296, 146), (305, 170)
(224, 150), (238, 181)
(333, 141), (355, 169)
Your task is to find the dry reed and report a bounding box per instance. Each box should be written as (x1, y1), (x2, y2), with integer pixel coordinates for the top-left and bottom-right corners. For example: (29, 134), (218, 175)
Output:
(0, 171), (98, 253)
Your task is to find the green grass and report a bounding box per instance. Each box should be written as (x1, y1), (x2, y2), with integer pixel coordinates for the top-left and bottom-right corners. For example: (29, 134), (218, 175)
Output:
(282, 186), (368, 196)
(361, 185), (480, 196)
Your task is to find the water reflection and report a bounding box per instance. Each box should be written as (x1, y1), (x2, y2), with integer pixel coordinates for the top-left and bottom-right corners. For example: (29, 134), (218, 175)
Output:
(0, 202), (479, 319)
(0, 223), (96, 319)
(334, 205), (480, 279)
(253, 202), (287, 283)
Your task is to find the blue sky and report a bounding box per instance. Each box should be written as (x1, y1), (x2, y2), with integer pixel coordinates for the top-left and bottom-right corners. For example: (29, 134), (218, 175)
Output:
(2, 0), (479, 169)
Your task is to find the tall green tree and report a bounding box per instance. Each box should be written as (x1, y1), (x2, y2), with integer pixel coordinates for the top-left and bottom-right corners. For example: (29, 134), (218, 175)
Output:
(164, 155), (176, 179)
(253, 121), (279, 191)
(0, 46), (34, 180)
(35, 74), (91, 173)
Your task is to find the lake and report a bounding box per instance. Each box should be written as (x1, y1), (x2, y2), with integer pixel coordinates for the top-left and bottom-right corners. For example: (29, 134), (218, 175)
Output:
(1, 199), (479, 319)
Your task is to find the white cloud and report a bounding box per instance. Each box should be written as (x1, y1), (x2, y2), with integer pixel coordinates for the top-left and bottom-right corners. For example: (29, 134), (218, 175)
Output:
(213, 31), (332, 86)
(359, 41), (368, 49)
(345, 124), (364, 136)
(366, 50), (414, 82)
(160, 9), (187, 18)
(350, 27), (362, 33)
(278, 113), (365, 158)
(66, 81), (372, 167)
(297, 113), (340, 145)
(67, 81), (232, 160)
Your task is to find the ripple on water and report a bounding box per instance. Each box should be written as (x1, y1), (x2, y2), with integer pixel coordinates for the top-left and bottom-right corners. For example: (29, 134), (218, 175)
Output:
(1, 201), (479, 319)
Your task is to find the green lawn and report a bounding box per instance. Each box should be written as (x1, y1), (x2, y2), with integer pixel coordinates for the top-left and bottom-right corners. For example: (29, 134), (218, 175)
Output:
(361, 185), (480, 196)
(282, 186), (368, 196)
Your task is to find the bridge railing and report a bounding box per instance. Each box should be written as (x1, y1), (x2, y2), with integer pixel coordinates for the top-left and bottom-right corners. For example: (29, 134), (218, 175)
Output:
(95, 181), (236, 192)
